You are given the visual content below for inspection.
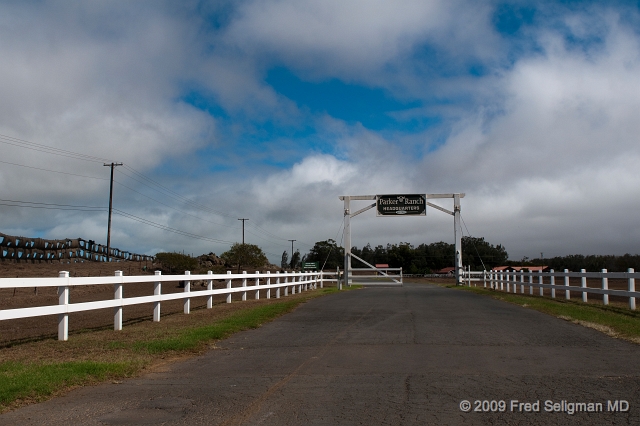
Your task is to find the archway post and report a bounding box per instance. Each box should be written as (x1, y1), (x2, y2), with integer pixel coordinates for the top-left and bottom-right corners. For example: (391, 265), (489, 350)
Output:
(340, 193), (465, 287)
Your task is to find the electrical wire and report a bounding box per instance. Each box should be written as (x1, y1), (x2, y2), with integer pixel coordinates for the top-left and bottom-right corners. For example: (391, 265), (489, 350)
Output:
(0, 133), (113, 163)
(113, 180), (240, 231)
(0, 160), (108, 180)
(113, 208), (235, 245)
(0, 133), (297, 247)
(0, 198), (107, 212)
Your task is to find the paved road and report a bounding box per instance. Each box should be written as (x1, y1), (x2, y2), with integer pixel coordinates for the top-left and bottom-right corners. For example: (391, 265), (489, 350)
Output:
(2, 283), (640, 425)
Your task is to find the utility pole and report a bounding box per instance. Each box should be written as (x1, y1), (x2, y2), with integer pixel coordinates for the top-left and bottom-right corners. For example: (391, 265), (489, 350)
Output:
(104, 162), (123, 262)
(288, 239), (296, 269)
(238, 218), (249, 244)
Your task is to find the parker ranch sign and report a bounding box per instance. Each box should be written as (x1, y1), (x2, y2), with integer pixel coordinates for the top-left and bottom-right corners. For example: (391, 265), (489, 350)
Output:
(376, 194), (426, 216)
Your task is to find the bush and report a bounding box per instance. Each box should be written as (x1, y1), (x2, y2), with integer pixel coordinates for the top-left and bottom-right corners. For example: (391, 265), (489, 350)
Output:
(154, 252), (198, 274)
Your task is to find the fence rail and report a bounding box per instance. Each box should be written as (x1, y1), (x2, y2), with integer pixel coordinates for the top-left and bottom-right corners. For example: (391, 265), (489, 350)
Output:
(462, 268), (638, 310)
(0, 270), (332, 341)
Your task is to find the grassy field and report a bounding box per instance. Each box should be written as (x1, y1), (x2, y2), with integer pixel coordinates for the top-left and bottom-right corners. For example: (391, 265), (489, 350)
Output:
(449, 284), (640, 344)
(0, 286), (345, 413)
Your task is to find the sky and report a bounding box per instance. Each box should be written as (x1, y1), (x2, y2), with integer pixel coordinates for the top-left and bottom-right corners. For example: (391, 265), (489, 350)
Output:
(1, 0), (640, 265)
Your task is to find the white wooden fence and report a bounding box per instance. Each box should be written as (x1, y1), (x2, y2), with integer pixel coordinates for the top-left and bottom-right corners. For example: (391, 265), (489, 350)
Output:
(461, 267), (639, 310)
(0, 270), (331, 341)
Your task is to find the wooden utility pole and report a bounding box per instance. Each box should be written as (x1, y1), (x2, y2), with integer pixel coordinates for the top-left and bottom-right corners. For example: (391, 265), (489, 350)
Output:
(238, 218), (249, 244)
(288, 240), (297, 269)
(104, 162), (123, 262)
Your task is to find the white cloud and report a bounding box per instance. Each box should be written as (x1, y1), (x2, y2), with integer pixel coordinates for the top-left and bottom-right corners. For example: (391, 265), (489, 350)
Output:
(419, 13), (640, 256)
(224, 0), (498, 80)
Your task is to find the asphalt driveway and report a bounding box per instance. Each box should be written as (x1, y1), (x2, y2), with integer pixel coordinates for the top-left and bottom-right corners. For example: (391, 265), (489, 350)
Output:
(1, 283), (639, 425)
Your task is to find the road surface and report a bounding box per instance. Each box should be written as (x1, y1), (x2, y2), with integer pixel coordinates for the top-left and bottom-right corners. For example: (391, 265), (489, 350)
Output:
(1, 283), (639, 425)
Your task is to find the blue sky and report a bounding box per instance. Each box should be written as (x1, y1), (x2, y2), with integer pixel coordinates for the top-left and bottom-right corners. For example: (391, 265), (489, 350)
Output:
(1, 0), (640, 264)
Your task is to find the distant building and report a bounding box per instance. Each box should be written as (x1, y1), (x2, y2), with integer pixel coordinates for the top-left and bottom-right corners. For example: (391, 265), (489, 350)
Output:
(435, 267), (455, 275)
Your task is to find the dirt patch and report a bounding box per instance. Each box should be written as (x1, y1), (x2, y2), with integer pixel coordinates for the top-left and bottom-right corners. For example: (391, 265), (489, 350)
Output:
(0, 261), (305, 346)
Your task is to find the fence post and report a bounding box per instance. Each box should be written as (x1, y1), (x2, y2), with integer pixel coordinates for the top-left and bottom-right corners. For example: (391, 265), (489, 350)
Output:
(226, 271), (232, 303)
(207, 270), (213, 309)
(299, 272), (303, 293)
(284, 275), (289, 296)
(276, 271), (281, 298)
(242, 271), (247, 301)
(602, 269), (608, 305)
(266, 271), (271, 299)
(506, 272), (510, 293)
(539, 272), (544, 296)
(58, 271), (69, 341)
(184, 271), (191, 314)
(564, 269), (570, 300)
(629, 268), (636, 310)
(319, 271), (323, 289)
(550, 269), (555, 298)
(255, 271), (260, 299)
(292, 274), (297, 295)
(114, 270), (123, 331)
(154, 270), (161, 322)
(500, 273), (504, 291)
(520, 271), (524, 294)
(581, 269), (587, 303)
(528, 272), (533, 295)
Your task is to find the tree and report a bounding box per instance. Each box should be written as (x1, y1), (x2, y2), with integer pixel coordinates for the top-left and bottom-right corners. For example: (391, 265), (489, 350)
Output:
(304, 239), (344, 270)
(290, 250), (301, 270)
(281, 250), (289, 269)
(221, 243), (268, 272)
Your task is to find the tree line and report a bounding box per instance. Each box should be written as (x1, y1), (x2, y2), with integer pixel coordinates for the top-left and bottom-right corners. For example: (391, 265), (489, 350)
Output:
(511, 254), (640, 273)
(157, 240), (640, 275)
(299, 237), (508, 274)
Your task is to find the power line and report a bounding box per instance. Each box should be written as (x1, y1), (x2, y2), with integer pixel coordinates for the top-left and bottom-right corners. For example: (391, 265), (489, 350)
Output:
(0, 197), (234, 246)
(0, 160), (108, 180)
(113, 180), (240, 230)
(119, 165), (238, 219)
(0, 134), (298, 247)
(0, 133), (112, 163)
(0, 199), (106, 212)
(113, 209), (235, 245)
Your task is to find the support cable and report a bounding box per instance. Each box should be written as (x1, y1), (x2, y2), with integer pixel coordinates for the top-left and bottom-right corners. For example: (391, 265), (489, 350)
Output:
(460, 213), (487, 271)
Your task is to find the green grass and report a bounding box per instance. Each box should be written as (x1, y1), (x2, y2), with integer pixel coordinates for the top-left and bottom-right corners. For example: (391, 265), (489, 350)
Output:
(0, 361), (135, 406)
(452, 285), (640, 342)
(0, 285), (345, 412)
(134, 300), (303, 353)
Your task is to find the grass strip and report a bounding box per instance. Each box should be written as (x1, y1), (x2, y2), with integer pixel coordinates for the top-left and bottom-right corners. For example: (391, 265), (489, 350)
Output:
(0, 361), (135, 407)
(0, 286), (344, 412)
(134, 299), (302, 353)
(451, 285), (640, 342)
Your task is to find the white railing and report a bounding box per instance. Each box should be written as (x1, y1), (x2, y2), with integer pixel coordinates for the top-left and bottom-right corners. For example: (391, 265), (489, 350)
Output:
(0, 270), (332, 341)
(461, 268), (639, 310)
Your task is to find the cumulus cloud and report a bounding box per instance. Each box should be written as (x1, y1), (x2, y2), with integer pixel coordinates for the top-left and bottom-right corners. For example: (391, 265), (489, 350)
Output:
(2, 1), (640, 264)
(224, 0), (498, 82)
(418, 11), (640, 257)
